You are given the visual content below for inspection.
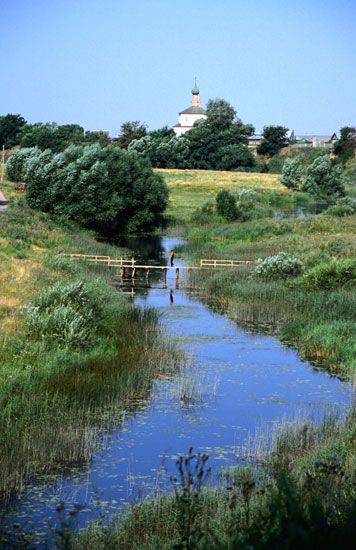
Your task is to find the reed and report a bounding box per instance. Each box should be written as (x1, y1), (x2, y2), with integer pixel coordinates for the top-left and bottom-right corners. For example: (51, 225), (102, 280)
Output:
(184, 214), (356, 376)
(0, 199), (183, 501)
(74, 407), (356, 549)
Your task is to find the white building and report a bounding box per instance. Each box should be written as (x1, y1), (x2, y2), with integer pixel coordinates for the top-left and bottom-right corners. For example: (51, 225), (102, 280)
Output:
(173, 82), (207, 136)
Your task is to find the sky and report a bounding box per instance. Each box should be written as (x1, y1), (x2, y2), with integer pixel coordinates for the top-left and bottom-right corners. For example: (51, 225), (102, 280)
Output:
(1, 0), (355, 135)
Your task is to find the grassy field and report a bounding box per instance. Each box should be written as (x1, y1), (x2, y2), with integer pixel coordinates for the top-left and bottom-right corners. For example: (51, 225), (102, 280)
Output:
(156, 169), (286, 222)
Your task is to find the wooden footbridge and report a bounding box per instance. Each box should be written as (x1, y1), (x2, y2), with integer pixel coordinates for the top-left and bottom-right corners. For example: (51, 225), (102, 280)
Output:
(60, 253), (254, 284)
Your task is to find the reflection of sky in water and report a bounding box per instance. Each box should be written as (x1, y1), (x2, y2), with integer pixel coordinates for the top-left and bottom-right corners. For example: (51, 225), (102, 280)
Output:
(1, 237), (352, 545)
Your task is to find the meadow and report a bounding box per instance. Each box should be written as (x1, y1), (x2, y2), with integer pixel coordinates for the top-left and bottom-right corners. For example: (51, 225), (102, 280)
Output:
(158, 169), (289, 223)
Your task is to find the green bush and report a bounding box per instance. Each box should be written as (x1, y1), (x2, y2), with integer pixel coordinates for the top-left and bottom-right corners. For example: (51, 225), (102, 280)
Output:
(301, 258), (356, 290)
(23, 144), (169, 235)
(324, 197), (356, 217)
(324, 204), (354, 217)
(279, 156), (304, 190)
(255, 252), (303, 280)
(190, 201), (224, 225)
(302, 156), (345, 198)
(21, 280), (107, 349)
(215, 189), (240, 221)
(5, 147), (40, 182)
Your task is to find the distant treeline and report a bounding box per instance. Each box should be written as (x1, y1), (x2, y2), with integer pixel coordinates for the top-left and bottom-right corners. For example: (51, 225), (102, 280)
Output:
(0, 104), (355, 173)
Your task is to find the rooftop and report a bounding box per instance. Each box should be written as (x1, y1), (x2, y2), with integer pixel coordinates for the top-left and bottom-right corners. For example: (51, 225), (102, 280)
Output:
(179, 106), (206, 115)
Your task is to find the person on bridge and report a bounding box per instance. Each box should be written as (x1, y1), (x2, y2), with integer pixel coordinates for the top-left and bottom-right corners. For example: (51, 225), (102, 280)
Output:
(170, 249), (175, 267)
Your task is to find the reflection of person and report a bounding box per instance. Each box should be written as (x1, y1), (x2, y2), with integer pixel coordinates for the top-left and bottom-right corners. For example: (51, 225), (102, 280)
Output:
(170, 249), (175, 267)
(169, 289), (174, 304)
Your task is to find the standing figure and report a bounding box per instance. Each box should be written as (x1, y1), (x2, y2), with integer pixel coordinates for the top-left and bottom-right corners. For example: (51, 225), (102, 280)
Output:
(170, 249), (175, 267)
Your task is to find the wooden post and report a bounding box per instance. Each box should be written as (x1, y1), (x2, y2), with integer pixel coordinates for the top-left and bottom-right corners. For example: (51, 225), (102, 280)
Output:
(163, 267), (167, 286)
(175, 267), (179, 287)
(132, 267), (136, 280)
(146, 269), (150, 285)
(120, 266), (125, 279)
(1, 145), (4, 184)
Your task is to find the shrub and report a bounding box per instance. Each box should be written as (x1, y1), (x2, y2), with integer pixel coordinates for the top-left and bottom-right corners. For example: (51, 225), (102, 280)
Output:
(301, 259), (356, 290)
(254, 252), (303, 280)
(5, 147), (40, 182)
(324, 197), (356, 217)
(302, 156), (345, 198)
(21, 280), (106, 349)
(279, 156), (304, 190)
(190, 201), (224, 225)
(23, 144), (169, 234)
(215, 189), (240, 221)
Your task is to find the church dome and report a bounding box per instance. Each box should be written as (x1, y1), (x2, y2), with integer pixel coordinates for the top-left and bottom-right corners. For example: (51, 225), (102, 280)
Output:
(191, 84), (200, 95)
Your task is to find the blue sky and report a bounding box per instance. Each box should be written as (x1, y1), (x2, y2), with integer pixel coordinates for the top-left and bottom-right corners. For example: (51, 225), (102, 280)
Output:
(1, 0), (355, 135)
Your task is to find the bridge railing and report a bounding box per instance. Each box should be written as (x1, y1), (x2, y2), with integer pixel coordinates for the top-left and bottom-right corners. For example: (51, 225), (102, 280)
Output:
(200, 259), (254, 268)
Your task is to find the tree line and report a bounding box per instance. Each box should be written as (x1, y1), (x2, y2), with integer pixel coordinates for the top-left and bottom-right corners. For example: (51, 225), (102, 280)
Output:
(1, 106), (354, 172)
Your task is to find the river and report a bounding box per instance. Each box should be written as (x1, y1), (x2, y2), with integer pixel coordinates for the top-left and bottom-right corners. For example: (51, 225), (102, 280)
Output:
(0, 236), (352, 545)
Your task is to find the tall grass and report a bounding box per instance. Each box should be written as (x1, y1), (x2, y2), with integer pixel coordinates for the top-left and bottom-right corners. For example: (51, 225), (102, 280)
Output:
(74, 407), (356, 549)
(183, 212), (356, 376)
(0, 201), (183, 501)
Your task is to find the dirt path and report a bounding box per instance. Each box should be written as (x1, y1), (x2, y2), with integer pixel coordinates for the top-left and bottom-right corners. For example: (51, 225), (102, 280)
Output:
(0, 190), (9, 212)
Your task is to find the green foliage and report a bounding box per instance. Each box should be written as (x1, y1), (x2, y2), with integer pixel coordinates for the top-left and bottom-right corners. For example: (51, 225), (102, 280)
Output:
(216, 189), (239, 221)
(301, 258), (356, 290)
(255, 252), (303, 280)
(279, 156), (304, 190)
(76, 413), (356, 549)
(83, 130), (110, 145)
(117, 120), (147, 149)
(5, 147), (40, 182)
(217, 143), (255, 170)
(206, 98), (237, 129)
(302, 156), (345, 198)
(21, 280), (109, 349)
(344, 158), (356, 184)
(23, 144), (168, 234)
(324, 197), (356, 217)
(0, 113), (27, 148)
(129, 99), (255, 171)
(257, 125), (289, 157)
(333, 126), (356, 162)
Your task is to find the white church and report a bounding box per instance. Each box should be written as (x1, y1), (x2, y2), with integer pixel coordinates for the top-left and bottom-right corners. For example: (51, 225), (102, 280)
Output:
(173, 81), (207, 136)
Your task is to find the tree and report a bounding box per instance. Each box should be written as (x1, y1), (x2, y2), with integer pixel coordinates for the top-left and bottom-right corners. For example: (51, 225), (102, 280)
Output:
(333, 127), (356, 163)
(24, 144), (169, 234)
(206, 99), (236, 129)
(55, 124), (85, 146)
(5, 147), (41, 182)
(279, 157), (304, 190)
(257, 126), (289, 157)
(0, 114), (27, 148)
(302, 156), (345, 198)
(84, 130), (111, 145)
(217, 144), (255, 170)
(19, 123), (60, 151)
(117, 121), (147, 149)
(215, 190), (239, 221)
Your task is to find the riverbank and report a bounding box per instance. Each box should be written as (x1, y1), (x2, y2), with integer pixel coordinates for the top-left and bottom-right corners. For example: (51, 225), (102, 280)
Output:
(75, 405), (356, 549)
(0, 192), (181, 502)
(182, 213), (356, 377)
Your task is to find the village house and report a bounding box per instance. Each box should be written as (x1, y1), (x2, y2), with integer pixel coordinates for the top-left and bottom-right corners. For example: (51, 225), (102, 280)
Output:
(291, 133), (338, 148)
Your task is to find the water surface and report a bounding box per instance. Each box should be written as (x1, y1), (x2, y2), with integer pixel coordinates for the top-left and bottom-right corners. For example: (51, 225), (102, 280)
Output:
(0, 236), (352, 544)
